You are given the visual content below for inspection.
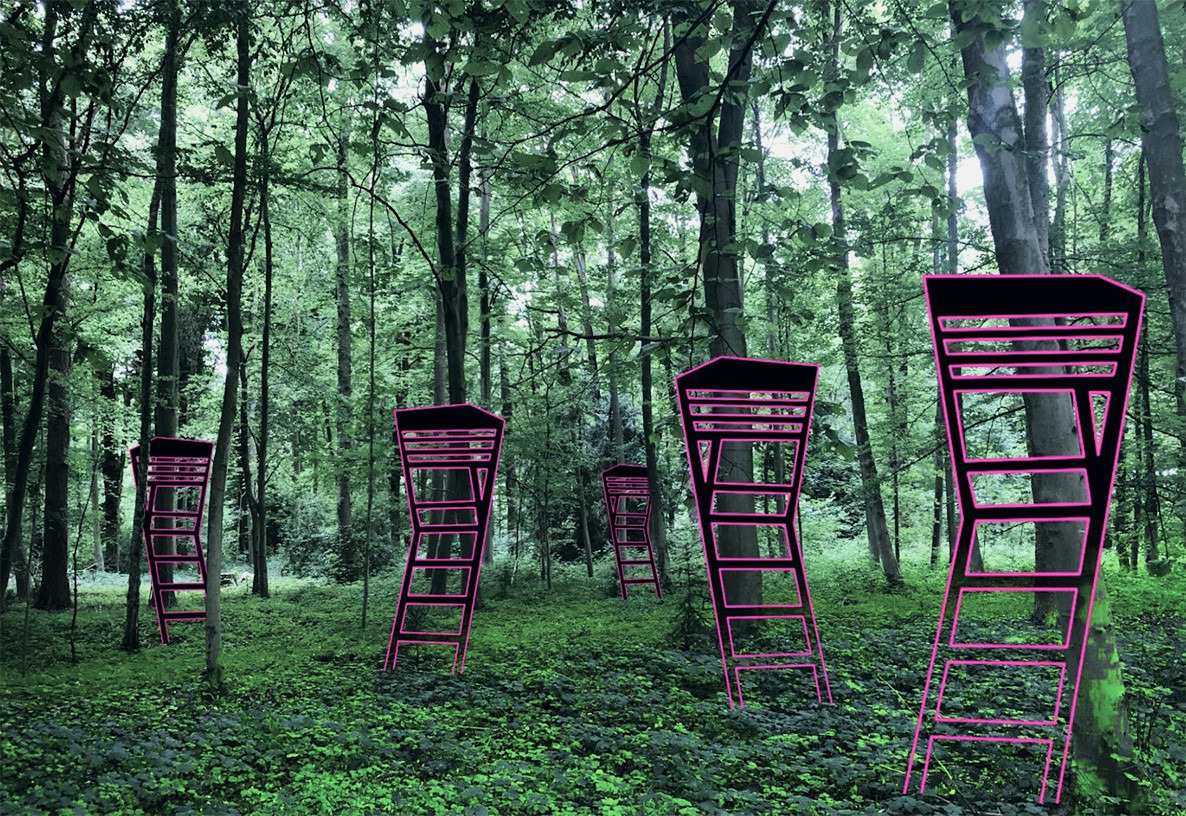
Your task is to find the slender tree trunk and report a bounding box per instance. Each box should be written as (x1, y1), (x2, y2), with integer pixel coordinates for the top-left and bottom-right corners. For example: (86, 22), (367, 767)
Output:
(825, 4), (900, 586)
(202, 1), (250, 687)
(154, 0), (182, 604)
(638, 105), (670, 586)
(1022, 0), (1051, 262)
(1, 349), (17, 584)
(478, 171), (495, 567)
(1100, 136), (1114, 245)
(478, 171), (493, 410)
(122, 177), (162, 652)
(1138, 334), (1159, 564)
(944, 108), (959, 563)
(254, 139), (272, 598)
(1049, 62), (1071, 275)
(578, 460), (594, 578)
(90, 427), (101, 571)
(237, 366), (258, 575)
(334, 131), (355, 583)
(18, 462), (38, 600)
(500, 354), (518, 560)
(98, 365), (122, 570)
(639, 212), (670, 585)
(1122, 0), (1186, 488)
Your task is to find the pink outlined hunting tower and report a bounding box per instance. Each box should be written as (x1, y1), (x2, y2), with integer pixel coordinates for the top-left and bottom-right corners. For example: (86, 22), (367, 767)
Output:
(385, 404), (505, 673)
(601, 464), (662, 600)
(904, 275), (1143, 803)
(129, 437), (215, 644)
(675, 356), (832, 709)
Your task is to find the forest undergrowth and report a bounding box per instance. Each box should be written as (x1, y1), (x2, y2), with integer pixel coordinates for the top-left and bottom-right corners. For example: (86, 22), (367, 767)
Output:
(2, 557), (1183, 816)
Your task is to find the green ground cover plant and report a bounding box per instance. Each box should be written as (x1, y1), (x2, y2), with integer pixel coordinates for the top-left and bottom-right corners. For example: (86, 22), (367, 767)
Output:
(2, 559), (1183, 815)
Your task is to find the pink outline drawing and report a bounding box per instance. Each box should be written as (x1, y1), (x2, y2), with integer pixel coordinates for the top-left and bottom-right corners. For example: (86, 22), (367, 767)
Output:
(128, 436), (215, 644)
(601, 464), (662, 600)
(384, 403), (505, 674)
(674, 356), (833, 709)
(904, 274), (1144, 804)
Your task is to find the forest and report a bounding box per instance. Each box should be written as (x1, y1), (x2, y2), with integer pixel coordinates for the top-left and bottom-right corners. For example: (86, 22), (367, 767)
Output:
(1, 0), (1184, 813)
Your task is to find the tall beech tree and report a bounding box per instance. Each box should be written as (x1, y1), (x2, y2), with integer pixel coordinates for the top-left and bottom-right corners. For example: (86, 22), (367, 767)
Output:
(334, 128), (356, 583)
(1122, 0), (1186, 469)
(823, 2), (900, 587)
(951, 0), (1135, 798)
(152, 0), (183, 606)
(203, 0), (251, 687)
(671, 0), (771, 607)
(1, 0), (100, 606)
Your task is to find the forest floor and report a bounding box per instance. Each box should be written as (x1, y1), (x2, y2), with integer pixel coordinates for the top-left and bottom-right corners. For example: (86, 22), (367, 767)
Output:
(1, 555), (1183, 816)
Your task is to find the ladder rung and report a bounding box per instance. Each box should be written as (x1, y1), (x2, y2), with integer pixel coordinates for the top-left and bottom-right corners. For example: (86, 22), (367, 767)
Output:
(160, 609), (205, 620)
(725, 603), (805, 614)
(972, 504), (1090, 521)
(150, 554), (203, 563)
(707, 557), (796, 570)
(620, 560), (655, 567)
(411, 557), (480, 568)
(415, 524), (480, 534)
(157, 581), (207, 591)
(396, 632), (462, 643)
(622, 577), (659, 584)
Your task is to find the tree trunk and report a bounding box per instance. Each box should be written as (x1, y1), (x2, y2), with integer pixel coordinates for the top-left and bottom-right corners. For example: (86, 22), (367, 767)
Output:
(122, 177), (162, 652)
(90, 427), (102, 571)
(3, 0), (93, 609)
(423, 55), (478, 406)
(500, 354), (518, 560)
(672, 0), (768, 608)
(1021, 0), (1051, 263)
(931, 400), (944, 569)
(98, 365), (123, 570)
(953, 0), (1136, 798)
(1122, 0), (1186, 483)
(334, 131), (355, 583)
(254, 137), (272, 598)
(638, 116), (669, 586)
(825, 4), (900, 587)
(34, 223), (72, 613)
(154, 0), (182, 603)
(1138, 334), (1159, 563)
(18, 462), (38, 600)
(203, 1), (251, 688)
(1, 349), (17, 586)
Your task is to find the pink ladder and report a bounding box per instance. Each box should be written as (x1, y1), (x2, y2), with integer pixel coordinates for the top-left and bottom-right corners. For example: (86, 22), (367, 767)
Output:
(905, 274), (1143, 803)
(129, 436), (214, 644)
(385, 403), (505, 673)
(675, 356), (832, 709)
(601, 464), (662, 600)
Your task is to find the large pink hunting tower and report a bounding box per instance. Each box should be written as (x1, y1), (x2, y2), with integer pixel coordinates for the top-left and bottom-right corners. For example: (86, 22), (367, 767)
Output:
(129, 436), (215, 644)
(385, 403), (505, 673)
(601, 464), (662, 600)
(904, 274), (1143, 803)
(675, 356), (832, 709)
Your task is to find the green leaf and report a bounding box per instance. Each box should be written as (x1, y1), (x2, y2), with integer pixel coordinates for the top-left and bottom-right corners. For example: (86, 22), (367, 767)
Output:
(528, 39), (557, 67)
(907, 40), (927, 74)
(462, 61), (499, 78)
(214, 143), (233, 166)
(855, 48), (873, 78)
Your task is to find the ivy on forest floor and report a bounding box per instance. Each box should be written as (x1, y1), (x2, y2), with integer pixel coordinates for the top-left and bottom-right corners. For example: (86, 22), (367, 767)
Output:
(1, 575), (1183, 816)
